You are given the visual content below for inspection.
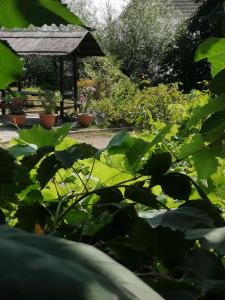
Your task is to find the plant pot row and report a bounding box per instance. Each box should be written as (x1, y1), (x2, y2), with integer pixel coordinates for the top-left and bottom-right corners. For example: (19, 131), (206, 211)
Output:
(8, 113), (57, 129)
(8, 113), (94, 129)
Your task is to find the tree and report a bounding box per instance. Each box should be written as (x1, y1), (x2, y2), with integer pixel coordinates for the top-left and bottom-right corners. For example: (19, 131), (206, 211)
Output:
(99, 0), (184, 83)
(161, 0), (225, 91)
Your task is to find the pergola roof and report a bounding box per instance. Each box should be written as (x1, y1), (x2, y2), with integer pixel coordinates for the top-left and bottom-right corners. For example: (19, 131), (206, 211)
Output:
(0, 30), (104, 57)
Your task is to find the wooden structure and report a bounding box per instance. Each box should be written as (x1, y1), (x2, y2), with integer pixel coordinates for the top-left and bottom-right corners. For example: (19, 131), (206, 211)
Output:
(0, 30), (104, 118)
(171, 0), (199, 18)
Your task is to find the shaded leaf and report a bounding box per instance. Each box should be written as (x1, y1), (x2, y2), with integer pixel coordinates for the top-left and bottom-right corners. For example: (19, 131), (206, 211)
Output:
(0, 226), (162, 300)
(55, 143), (97, 169)
(96, 188), (124, 204)
(160, 172), (192, 200)
(186, 227), (225, 255)
(139, 207), (213, 231)
(21, 146), (54, 171)
(37, 154), (61, 188)
(141, 152), (172, 176)
(0, 0), (89, 29)
(125, 185), (161, 208)
(210, 69), (225, 94)
(200, 110), (225, 142)
(184, 249), (225, 298)
(0, 41), (24, 89)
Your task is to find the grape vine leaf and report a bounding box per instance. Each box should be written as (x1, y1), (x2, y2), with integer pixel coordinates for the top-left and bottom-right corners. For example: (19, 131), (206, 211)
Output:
(0, 226), (163, 300)
(195, 37), (225, 77)
(0, 41), (24, 89)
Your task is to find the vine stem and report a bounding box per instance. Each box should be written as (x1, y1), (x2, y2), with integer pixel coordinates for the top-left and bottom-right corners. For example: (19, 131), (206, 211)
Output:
(58, 175), (145, 222)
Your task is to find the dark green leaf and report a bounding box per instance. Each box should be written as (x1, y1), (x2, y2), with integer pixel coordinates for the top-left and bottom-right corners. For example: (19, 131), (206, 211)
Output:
(37, 154), (61, 188)
(0, 226), (162, 300)
(210, 69), (225, 94)
(55, 143), (97, 169)
(160, 172), (192, 200)
(141, 152), (172, 175)
(0, 41), (24, 89)
(139, 207), (213, 231)
(125, 185), (161, 208)
(181, 200), (224, 227)
(21, 146), (54, 171)
(185, 95), (225, 129)
(96, 188), (124, 203)
(186, 227), (225, 255)
(0, 0), (89, 29)
(17, 203), (50, 231)
(184, 250), (225, 297)
(195, 37), (225, 76)
(200, 110), (225, 142)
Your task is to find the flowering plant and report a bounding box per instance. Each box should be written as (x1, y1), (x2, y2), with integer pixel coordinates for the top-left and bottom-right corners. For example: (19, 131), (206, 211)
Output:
(5, 92), (27, 115)
(40, 90), (61, 114)
(79, 86), (96, 113)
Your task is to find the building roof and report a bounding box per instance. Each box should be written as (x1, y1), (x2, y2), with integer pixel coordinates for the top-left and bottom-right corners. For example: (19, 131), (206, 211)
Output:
(0, 30), (104, 57)
(171, 0), (199, 18)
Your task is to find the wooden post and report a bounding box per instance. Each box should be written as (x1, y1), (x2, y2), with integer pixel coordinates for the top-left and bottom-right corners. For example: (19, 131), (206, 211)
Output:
(18, 81), (22, 92)
(73, 53), (78, 112)
(59, 57), (64, 119)
(1, 90), (6, 116)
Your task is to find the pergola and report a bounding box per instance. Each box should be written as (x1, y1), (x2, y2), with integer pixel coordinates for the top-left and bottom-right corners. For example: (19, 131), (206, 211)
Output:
(0, 30), (104, 118)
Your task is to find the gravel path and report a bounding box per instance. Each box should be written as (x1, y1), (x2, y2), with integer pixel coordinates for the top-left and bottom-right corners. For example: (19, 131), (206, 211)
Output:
(0, 127), (115, 149)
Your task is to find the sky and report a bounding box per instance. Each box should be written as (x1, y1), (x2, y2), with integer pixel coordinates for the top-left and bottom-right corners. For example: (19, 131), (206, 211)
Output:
(93, 0), (129, 17)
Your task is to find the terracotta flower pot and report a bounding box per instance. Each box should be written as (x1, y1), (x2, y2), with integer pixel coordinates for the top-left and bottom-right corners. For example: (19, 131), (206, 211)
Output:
(78, 113), (93, 127)
(8, 114), (26, 127)
(39, 114), (56, 129)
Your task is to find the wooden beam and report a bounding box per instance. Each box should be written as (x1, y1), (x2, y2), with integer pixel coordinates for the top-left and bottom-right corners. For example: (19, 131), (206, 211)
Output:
(73, 53), (78, 112)
(1, 90), (6, 116)
(59, 57), (64, 119)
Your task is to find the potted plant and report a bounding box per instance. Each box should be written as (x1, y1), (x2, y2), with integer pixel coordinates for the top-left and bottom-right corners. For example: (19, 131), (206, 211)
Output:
(78, 86), (96, 127)
(39, 90), (60, 129)
(5, 92), (27, 127)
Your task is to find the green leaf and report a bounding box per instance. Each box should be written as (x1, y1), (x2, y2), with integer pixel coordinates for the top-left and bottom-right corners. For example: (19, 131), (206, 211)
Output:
(178, 134), (204, 160)
(0, 148), (31, 204)
(0, 41), (24, 89)
(192, 148), (219, 179)
(55, 144), (97, 169)
(184, 250), (225, 297)
(0, 226), (163, 300)
(210, 69), (225, 95)
(37, 154), (61, 188)
(195, 37), (225, 77)
(186, 227), (225, 255)
(160, 172), (192, 200)
(18, 124), (71, 148)
(139, 207), (213, 232)
(148, 125), (173, 148)
(200, 110), (225, 142)
(105, 131), (150, 170)
(0, 0), (89, 29)
(141, 152), (172, 175)
(185, 95), (225, 129)
(17, 203), (50, 231)
(125, 186), (161, 208)
(21, 146), (54, 171)
(8, 144), (37, 158)
(96, 188), (124, 204)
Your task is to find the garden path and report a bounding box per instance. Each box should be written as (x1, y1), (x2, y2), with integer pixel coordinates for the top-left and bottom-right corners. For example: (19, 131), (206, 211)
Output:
(0, 126), (114, 149)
